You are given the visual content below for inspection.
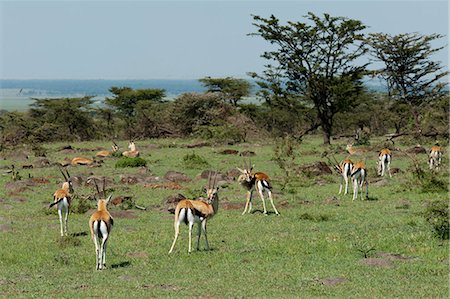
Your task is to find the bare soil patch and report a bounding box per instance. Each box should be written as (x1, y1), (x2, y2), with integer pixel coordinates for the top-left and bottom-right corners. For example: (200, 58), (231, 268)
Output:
(110, 210), (138, 219)
(318, 277), (348, 286)
(360, 258), (393, 268)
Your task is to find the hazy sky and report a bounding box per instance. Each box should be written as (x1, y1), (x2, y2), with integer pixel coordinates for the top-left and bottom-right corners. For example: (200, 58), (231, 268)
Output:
(0, 0), (448, 79)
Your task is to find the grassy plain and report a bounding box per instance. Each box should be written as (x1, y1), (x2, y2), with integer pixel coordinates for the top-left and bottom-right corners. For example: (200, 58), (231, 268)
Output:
(0, 136), (448, 298)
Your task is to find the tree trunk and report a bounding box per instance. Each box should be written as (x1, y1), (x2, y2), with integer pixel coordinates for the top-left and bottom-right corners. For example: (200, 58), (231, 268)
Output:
(321, 117), (333, 145)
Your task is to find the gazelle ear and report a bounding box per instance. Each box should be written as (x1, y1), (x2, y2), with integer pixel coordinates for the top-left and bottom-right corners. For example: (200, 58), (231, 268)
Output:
(106, 194), (112, 203)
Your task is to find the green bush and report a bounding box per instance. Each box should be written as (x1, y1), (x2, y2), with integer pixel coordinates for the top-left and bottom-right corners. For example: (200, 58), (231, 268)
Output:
(182, 152), (210, 169)
(424, 200), (449, 240)
(115, 157), (147, 168)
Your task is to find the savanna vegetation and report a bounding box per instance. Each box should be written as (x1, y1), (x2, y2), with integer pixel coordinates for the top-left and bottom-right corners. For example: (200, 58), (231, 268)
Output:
(0, 12), (448, 298)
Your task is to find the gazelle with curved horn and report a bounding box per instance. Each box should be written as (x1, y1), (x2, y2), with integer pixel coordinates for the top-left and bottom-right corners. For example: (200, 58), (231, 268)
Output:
(351, 161), (369, 200)
(428, 145), (442, 171)
(89, 178), (114, 270)
(169, 172), (219, 254)
(49, 166), (74, 237)
(237, 159), (280, 215)
(325, 153), (353, 195)
(96, 141), (119, 158)
(122, 140), (140, 158)
(377, 148), (392, 177)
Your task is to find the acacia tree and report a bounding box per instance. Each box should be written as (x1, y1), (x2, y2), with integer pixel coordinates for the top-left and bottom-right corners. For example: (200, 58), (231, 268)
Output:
(367, 32), (449, 134)
(105, 87), (166, 137)
(199, 77), (251, 106)
(250, 13), (368, 144)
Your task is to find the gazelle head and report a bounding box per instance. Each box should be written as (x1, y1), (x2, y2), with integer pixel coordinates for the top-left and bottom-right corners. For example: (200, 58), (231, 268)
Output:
(206, 171), (219, 203)
(236, 159), (254, 182)
(111, 141), (119, 153)
(59, 166), (74, 193)
(91, 177), (112, 210)
(128, 140), (136, 151)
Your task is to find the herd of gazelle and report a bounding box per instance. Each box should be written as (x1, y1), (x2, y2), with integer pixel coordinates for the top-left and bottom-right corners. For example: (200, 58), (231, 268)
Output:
(49, 141), (443, 269)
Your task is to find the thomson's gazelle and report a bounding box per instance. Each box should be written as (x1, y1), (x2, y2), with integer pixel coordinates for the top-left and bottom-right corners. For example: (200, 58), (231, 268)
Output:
(169, 173), (219, 254)
(237, 160), (280, 215)
(89, 179), (114, 270)
(377, 148), (392, 177)
(351, 161), (369, 200)
(428, 146), (442, 171)
(49, 167), (74, 237)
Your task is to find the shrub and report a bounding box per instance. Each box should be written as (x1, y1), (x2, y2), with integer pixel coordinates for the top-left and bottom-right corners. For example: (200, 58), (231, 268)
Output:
(182, 152), (210, 169)
(424, 200), (449, 240)
(115, 157), (147, 168)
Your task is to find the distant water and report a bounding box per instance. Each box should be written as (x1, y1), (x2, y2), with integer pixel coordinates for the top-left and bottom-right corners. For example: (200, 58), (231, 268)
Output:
(0, 78), (387, 112)
(0, 79), (208, 111)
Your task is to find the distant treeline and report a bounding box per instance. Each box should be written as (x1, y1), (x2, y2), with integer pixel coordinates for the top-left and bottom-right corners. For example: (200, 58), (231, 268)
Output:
(0, 78), (448, 148)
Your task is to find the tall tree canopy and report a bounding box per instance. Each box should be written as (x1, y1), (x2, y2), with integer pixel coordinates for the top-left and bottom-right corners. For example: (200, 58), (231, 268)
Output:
(367, 32), (448, 134)
(199, 77), (251, 106)
(249, 13), (368, 144)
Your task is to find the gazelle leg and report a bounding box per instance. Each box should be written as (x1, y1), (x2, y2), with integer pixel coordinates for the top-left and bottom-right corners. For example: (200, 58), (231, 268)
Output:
(101, 237), (108, 269)
(338, 176), (343, 195)
(188, 221), (194, 253)
(58, 206), (64, 237)
(256, 186), (268, 214)
(64, 206), (69, 236)
(93, 237), (100, 270)
(352, 178), (358, 201)
(242, 191), (252, 215)
(267, 189), (279, 215)
(202, 220), (209, 251)
(196, 222), (202, 251)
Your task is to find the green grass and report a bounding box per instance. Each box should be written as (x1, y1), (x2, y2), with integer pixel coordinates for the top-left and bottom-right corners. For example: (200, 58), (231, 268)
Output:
(0, 136), (448, 298)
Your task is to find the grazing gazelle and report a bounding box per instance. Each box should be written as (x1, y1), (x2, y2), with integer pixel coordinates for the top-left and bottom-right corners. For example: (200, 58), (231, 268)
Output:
(237, 160), (280, 215)
(89, 179), (114, 270)
(122, 141), (140, 158)
(169, 172), (219, 254)
(96, 142), (119, 158)
(351, 161), (369, 200)
(428, 145), (442, 171)
(377, 148), (392, 177)
(49, 166), (74, 237)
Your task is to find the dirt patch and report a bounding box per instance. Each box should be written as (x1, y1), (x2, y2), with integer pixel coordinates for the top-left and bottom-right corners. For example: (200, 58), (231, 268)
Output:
(142, 284), (182, 291)
(318, 277), (348, 286)
(0, 224), (12, 232)
(360, 258), (393, 268)
(298, 161), (332, 176)
(164, 171), (191, 183)
(126, 251), (148, 259)
(110, 210), (138, 219)
(144, 182), (184, 190)
(221, 202), (242, 210)
(240, 150), (256, 157)
(406, 145), (427, 154)
(184, 141), (210, 148)
(376, 252), (417, 261)
(218, 149), (239, 155)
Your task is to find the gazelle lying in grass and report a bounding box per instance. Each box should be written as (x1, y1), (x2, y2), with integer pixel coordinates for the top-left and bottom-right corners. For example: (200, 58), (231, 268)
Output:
(49, 166), (73, 237)
(346, 144), (366, 156)
(96, 142), (119, 158)
(89, 179), (114, 270)
(377, 148), (392, 177)
(237, 160), (280, 215)
(122, 141), (140, 158)
(71, 157), (95, 166)
(169, 172), (219, 254)
(428, 145), (442, 171)
(351, 161), (369, 200)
